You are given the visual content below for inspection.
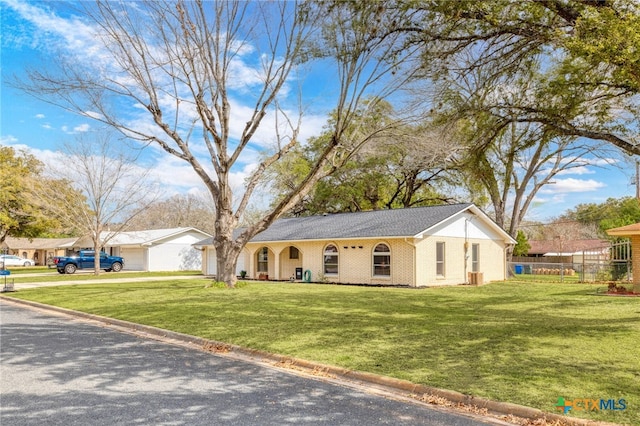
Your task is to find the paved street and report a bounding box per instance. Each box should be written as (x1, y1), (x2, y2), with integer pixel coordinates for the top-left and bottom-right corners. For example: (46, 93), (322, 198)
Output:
(0, 300), (500, 426)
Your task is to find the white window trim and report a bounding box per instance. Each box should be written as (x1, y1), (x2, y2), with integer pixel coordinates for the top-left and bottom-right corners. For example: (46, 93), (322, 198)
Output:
(257, 247), (268, 273)
(372, 243), (391, 278)
(323, 244), (339, 276)
(436, 241), (445, 278)
(472, 243), (480, 273)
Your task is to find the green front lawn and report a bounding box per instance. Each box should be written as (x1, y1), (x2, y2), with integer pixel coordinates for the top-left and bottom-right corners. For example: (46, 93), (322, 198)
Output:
(3, 280), (638, 424)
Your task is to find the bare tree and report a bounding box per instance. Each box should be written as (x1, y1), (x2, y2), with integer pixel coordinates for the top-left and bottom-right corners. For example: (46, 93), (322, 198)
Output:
(537, 219), (602, 243)
(432, 58), (620, 237)
(262, 99), (462, 216)
(41, 133), (159, 275)
(379, 125), (463, 208)
(125, 193), (216, 235)
(459, 120), (612, 237)
(20, 1), (419, 286)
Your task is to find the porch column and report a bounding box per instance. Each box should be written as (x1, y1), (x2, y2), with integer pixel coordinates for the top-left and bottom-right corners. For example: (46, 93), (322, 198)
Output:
(247, 248), (256, 279)
(273, 248), (281, 281)
(632, 236), (640, 293)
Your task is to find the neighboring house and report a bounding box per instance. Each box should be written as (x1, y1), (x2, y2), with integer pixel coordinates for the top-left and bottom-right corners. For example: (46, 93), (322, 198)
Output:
(513, 239), (610, 264)
(72, 227), (211, 272)
(0, 237), (78, 266)
(196, 204), (516, 287)
(2, 228), (211, 271)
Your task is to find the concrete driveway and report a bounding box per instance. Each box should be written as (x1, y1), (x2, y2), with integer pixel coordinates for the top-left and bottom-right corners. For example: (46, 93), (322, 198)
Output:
(0, 300), (503, 426)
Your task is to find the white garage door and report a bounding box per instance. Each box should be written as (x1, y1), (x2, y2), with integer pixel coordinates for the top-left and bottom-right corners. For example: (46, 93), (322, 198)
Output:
(120, 248), (145, 271)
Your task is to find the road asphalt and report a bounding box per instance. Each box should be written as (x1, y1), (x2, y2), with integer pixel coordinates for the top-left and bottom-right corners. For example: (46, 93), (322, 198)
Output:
(1, 299), (506, 426)
(1, 274), (595, 426)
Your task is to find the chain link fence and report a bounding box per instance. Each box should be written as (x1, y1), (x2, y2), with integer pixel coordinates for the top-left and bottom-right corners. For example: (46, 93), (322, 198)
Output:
(508, 261), (632, 283)
(510, 240), (632, 283)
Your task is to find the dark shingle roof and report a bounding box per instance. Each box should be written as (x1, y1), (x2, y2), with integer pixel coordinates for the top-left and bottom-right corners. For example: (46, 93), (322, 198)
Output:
(250, 203), (473, 242)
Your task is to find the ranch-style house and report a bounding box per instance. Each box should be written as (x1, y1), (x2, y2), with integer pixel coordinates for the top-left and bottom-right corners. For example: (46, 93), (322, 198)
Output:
(197, 203), (516, 287)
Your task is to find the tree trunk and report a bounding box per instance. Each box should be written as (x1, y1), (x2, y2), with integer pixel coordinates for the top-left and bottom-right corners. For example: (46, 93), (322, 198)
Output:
(216, 248), (239, 288)
(213, 209), (240, 288)
(93, 239), (101, 276)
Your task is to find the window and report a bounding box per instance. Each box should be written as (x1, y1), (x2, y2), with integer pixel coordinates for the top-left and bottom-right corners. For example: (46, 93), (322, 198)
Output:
(257, 247), (269, 272)
(373, 243), (391, 276)
(323, 245), (339, 275)
(472, 243), (480, 272)
(436, 242), (445, 277)
(289, 246), (299, 260)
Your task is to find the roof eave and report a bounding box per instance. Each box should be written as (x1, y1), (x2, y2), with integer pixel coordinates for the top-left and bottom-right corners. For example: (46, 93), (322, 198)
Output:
(145, 227), (212, 244)
(247, 235), (417, 245)
(606, 229), (639, 237)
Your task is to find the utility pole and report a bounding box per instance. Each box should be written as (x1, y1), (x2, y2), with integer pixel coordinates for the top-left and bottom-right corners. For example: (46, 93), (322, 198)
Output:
(636, 160), (640, 200)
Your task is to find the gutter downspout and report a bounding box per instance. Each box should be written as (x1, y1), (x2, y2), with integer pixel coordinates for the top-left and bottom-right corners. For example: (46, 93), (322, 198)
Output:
(404, 237), (417, 287)
(464, 217), (474, 284)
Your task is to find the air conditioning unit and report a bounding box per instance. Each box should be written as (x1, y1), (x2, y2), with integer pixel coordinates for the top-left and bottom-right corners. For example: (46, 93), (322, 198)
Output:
(468, 272), (484, 286)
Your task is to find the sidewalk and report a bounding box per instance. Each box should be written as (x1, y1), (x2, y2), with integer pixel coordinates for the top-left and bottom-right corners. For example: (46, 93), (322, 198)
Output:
(4, 273), (201, 290)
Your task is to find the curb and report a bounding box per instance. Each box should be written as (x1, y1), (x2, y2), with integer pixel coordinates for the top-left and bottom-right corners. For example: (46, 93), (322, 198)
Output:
(1, 296), (621, 426)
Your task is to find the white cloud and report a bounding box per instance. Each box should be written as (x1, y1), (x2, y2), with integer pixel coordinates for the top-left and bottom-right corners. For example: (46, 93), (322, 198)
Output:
(146, 154), (206, 192)
(83, 111), (104, 120)
(59, 123), (90, 134)
(0, 135), (19, 144)
(35, 113), (45, 119)
(555, 166), (595, 176)
(5, 0), (98, 55)
(539, 178), (606, 194)
(588, 157), (619, 167)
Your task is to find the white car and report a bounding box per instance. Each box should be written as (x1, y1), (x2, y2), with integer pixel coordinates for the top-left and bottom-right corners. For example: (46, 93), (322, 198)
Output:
(0, 255), (35, 267)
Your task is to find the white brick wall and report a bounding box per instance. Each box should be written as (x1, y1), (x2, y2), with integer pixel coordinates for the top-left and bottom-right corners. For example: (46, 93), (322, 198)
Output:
(244, 239), (415, 285)
(211, 209), (512, 287)
(415, 236), (506, 285)
(241, 234), (508, 286)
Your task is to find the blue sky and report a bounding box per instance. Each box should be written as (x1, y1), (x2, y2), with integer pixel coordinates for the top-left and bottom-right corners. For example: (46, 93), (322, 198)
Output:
(1, 0), (638, 222)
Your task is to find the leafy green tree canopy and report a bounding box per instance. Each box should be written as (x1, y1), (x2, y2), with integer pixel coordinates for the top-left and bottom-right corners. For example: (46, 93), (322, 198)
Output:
(565, 196), (640, 235)
(512, 230), (531, 256)
(0, 146), (58, 243)
(399, 0), (640, 156)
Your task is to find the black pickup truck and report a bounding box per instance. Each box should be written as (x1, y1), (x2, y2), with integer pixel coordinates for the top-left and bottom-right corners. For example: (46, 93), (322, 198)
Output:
(53, 250), (124, 274)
